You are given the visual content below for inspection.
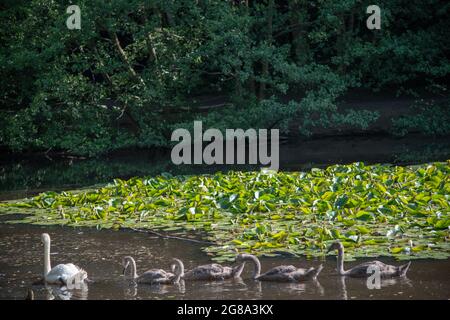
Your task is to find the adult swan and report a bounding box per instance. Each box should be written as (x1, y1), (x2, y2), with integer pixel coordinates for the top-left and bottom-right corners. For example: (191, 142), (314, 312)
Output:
(41, 233), (88, 285)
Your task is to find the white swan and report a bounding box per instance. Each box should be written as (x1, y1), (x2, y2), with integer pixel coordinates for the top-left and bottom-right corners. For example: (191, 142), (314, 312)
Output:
(41, 233), (88, 285)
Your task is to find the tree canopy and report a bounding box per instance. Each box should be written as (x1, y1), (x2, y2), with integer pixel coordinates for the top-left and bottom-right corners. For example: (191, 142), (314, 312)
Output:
(1, 0), (449, 156)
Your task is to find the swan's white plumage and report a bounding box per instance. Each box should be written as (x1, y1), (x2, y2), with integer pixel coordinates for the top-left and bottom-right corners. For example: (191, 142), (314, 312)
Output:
(45, 263), (87, 284)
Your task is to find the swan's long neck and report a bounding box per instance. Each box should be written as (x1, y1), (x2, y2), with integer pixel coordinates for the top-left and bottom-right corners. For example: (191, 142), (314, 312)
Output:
(172, 259), (184, 283)
(232, 262), (246, 277)
(128, 258), (138, 279)
(43, 238), (51, 277)
(337, 246), (346, 275)
(244, 255), (261, 279)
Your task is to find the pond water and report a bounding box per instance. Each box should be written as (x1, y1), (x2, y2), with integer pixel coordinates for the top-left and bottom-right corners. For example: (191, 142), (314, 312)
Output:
(0, 223), (449, 300)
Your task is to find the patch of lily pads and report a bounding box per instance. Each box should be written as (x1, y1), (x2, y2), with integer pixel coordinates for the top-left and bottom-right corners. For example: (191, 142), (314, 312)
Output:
(1, 162), (449, 262)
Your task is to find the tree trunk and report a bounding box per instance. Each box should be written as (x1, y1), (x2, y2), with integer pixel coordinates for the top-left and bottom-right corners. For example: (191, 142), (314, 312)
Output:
(112, 32), (146, 87)
(289, 0), (309, 64)
(336, 13), (346, 74)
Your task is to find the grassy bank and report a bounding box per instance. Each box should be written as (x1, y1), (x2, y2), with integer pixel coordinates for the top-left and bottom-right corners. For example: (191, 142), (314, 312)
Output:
(1, 162), (449, 262)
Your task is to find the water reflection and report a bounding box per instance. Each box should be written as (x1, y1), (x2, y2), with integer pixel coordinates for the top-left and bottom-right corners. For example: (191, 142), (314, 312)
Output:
(339, 276), (348, 300)
(123, 280), (186, 298)
(336, 275), (414, 300)
(379, 276), (413, 289)
(44, 284), (88, 300)
(123, 282), (138, 298)
(22, 275), (416, 300)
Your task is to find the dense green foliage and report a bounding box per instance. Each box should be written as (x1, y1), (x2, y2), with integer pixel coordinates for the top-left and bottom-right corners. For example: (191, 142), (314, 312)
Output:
(392, 99), (450, 136)
(1, 162), (449, 261)
(1, 0), (449, 155)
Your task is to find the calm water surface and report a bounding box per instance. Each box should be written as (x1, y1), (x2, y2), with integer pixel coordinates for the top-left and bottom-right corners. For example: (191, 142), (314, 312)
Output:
(0, 223), (448, 300)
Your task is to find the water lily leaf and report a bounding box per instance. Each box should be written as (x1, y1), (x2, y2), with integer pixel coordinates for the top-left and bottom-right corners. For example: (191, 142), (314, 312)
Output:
(334, 195), (348, 209)
(434, 219), (450, 229)
(355, 226), (370, 234)
(390, 247), (404, 254)
(356, 211), (373, 221)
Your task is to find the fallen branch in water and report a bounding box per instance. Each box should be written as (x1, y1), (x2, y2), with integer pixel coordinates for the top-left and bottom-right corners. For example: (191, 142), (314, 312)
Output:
(129, 227), (214, 245)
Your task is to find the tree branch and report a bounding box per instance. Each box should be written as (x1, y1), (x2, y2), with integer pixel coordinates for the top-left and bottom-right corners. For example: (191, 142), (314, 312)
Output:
(112, 32), (146, 87)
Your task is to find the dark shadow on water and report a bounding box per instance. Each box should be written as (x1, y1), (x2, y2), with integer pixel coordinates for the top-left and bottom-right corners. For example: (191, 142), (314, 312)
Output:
(1, 134), (449, 201)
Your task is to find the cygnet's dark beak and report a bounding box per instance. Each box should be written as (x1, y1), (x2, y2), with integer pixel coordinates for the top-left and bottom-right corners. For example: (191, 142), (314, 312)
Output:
(122, 262), (128, 275)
